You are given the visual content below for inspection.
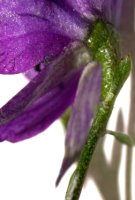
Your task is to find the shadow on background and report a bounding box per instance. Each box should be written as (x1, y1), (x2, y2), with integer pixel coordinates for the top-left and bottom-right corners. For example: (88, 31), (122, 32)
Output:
(88, 111), (123, 200)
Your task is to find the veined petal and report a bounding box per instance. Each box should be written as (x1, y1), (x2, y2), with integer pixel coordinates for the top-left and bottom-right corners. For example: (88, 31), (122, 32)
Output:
(65, 0), (99, 19)
(65, 0), (123, 24)
(8, 0), (87, 39)
(65, 65), (102, 154)
(0, 32), (70, 74)
(56, 64), (102, 185)
(108, 0), (123, 26)
(0, 70), (81, 142)
(100, 0), (123, 25)
(0, 42), (92, 142)
(0, 0), (72, 74)
(39, 0), (88, 39)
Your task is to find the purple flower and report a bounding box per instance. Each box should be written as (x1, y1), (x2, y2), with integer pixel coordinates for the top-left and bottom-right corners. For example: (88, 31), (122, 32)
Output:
(0, 0), (123, 183)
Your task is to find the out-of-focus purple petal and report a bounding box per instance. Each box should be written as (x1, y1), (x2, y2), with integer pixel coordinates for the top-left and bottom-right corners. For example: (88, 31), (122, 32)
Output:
(10, 0), (87, 39)
(0, 0), (81, 74)
(0, 70), (81, 142)
(56, 64), (102, 185)
(66, 65), (102, 153)
(65, 0), (123, 25)
(65, 0), (100, 19)
(106, 0), (124, 26)
(39, 0), (88, 39)
(0, 42), (92, 142)
(120, 0), (133, 33)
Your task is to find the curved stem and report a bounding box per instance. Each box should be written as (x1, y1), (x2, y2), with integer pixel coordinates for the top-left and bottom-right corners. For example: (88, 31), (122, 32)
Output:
(65, 20), (131, 200)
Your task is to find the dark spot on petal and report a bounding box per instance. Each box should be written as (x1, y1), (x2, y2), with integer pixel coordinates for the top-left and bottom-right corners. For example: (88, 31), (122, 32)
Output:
(34, 64), (41, 72)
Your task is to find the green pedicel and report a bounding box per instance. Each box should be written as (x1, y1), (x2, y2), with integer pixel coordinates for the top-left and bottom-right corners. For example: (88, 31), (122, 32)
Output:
(65, 20), (131, 200)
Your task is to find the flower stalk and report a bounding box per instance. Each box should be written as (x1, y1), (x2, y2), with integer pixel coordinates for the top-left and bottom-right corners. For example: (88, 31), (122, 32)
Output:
(65, 20), (131, 200)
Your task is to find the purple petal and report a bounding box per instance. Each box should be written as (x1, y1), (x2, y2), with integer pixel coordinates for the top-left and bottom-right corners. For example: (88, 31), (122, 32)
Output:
(0, 0), (78, 74)
(56, 64), (102, 185)
(0, 32), (70, 74)
(65, 0), (100, 19)
(0, 42), (91, 142)
(0, 70), (81, 142)
(38, 0), (88, 39)
(102, 0), (124, 26)
(65, 0), (123, 24)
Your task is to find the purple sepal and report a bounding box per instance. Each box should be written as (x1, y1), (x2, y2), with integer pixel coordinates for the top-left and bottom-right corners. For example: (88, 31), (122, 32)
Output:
(0, 70), (81, 142)
(56, 65), (102, 184)
(56, 153), (79, 186)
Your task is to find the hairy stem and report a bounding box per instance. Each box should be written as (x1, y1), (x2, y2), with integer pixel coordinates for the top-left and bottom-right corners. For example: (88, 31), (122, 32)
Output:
(66, 104), (113, 200)
(65, 20), (131, 200)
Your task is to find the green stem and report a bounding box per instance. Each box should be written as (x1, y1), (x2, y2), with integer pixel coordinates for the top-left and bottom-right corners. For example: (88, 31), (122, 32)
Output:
(66, 104), (112, 200)
(65, 20), (131, 200)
